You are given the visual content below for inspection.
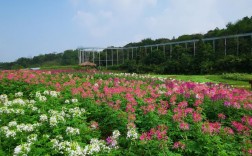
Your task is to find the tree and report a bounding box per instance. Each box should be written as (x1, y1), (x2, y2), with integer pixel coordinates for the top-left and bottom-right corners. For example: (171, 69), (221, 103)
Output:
(61, 50), (78, 65)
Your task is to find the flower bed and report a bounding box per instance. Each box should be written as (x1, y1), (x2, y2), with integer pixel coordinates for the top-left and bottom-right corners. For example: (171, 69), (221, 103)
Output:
(0, 70), (252, 155)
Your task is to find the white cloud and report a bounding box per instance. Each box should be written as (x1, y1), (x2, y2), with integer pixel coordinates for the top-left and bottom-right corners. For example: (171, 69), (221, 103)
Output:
(69, 0), (81, 6)
(143, 0), (226, 38)
(72, 0), (252, 46)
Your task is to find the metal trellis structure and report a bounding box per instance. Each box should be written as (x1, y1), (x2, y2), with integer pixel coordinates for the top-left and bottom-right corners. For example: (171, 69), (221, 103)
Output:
(78, 32), (252, 68)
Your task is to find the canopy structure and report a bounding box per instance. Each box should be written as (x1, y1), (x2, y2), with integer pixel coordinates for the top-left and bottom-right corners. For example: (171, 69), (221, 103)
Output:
(78, 33), (252, 68)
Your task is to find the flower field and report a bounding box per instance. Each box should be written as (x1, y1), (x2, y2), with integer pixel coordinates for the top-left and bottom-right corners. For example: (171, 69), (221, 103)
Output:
(0, 69), (252, 155)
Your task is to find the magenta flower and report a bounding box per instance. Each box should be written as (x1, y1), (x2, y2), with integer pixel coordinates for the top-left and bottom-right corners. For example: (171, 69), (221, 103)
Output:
(218, 113), (226, 120)
(179, 122), (190, 130)
(173, 141), (185, 150)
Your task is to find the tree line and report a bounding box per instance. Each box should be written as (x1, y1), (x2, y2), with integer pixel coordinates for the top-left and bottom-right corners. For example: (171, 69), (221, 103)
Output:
(1, 16), (252, 74)
(109, 16), (252, 74)
(0, 50), (78, 70)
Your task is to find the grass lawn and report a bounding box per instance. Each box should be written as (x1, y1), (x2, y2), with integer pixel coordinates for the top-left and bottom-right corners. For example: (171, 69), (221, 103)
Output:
(153, 74), (251, 90)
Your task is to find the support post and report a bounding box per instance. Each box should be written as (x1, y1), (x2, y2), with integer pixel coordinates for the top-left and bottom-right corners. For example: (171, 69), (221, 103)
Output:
(78, 50), (81, 64)
(213, 40), (215, 53)
(99, 51), (100, 66)
(106, 49), (107, 68)
(224, 38), (227, 56)
(163, 45), (165, 56)
(132, 48), (133, 59)
(82, 50), (84, 63)
(123, 49), (125, 64)
(251, 35), (252, 55)
(112, 49), (113, 66)
(93, 50), (95, 63)
(193, 42), (196, 56)
(236, 37), (239, 56)
(170, 44), (172, 58)
(117, 49), (119, 65)
(127, 48), (129, 60)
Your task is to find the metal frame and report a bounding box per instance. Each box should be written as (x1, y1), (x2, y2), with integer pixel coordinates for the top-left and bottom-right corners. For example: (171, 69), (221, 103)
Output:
(78, 32), (252, 67)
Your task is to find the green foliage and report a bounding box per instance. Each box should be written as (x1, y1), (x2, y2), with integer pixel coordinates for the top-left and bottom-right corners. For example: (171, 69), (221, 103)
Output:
(221, 73), (252, 81)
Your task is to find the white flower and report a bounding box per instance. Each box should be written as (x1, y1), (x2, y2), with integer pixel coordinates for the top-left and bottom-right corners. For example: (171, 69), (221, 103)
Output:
(13, 145), (22, 156)
(8, 120), (17, 127)
(13, 98), (26, 106)
(4, 101), (12, 106)
(66, 127), (80, 135)
(28, 99), (36, 104)
(42, 134), (50, 139)
(127, 128), (138, 140)
(43, 90), (49, 95)
(35, 91), (41, 98)
(0, 94), (8, 104)
(6, 130), (16, 138)
(1, 126), (16, 138)
(32, 106), (38, 111)
(15, 92), (23, 97)
(27, 134), (38, 143)
(13, 143), (31, 156)
(16, 123), (34, 132)
(69, 107), (83, 117)
(50, 91), (60, 97)
(40, 114), (48, 122)
(71, 99), (78, 103)
(15, 109), (25, 115)
(112, 130), (120, 139)
(39, 96), (47, 102)
(49, 116), (58, 127)
(65, 100), (70, 104)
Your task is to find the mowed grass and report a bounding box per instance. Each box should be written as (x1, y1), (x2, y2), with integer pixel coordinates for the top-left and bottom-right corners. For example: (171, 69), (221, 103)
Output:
(153, 75), (251, 90)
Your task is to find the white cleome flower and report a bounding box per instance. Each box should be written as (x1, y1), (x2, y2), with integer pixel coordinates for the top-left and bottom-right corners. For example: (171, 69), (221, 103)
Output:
(39, 96), (47, 102)
(65, 99), (70, 104)
(8, 120), (17, 127)
(12, 98), (26, 106)
(71, 99), (78, 103)
(15, 92), (23, 97)
(0, 94), (8, 104)
(13, 143), (31, 156)
(112, 130), (120, 139)
(40, 114), (48, 122)
(27, 134), (38, 143)
(49, 116), (58, 127)
(49, 91), (60, 97)
(66, 127), (80, 135)
(16, 123), (34, 132)
(127, 128), (138, 140)
(43, 90), (49, 95)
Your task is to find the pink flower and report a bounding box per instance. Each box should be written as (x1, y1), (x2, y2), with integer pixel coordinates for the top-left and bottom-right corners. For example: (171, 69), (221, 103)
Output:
(232, 121), (249, 132)
(173, 141), (185, 149)
(241, 116), (252, 127)
(90, 121), (99, 130)
(218, 113), (226, 120)
(178, 101), (188, 108)
(179, 122), (190, 130)
(139, 133), (147, 141)
(223, 127), (234, 135)
(106, 137), (113, 144)
(192, 112), (202, 122)
(202, 122), (221, 135)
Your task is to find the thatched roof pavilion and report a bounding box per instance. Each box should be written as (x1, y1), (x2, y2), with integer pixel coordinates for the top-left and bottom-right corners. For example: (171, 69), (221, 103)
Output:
(79, 61), (96, 67)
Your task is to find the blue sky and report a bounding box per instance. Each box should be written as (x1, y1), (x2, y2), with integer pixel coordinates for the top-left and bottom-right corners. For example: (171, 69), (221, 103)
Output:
(1, 0), (252, 62)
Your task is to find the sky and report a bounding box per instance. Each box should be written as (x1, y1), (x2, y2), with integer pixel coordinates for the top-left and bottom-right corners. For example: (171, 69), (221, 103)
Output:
(0, 0), (252, 62)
